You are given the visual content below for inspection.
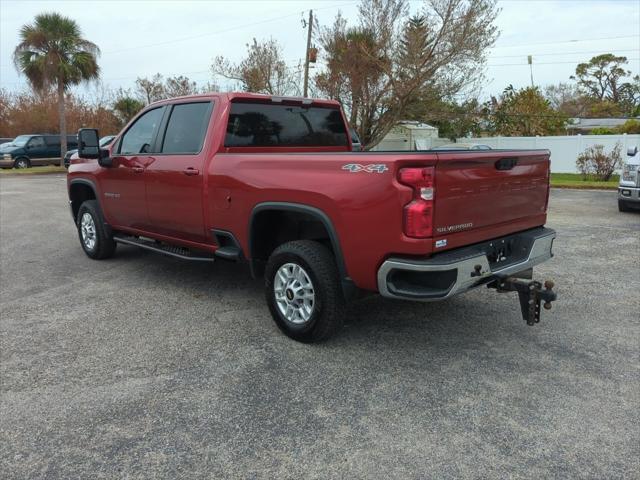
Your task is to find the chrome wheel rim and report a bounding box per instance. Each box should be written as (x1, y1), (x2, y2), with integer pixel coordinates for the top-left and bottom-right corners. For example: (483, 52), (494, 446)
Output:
(274, 262), (315, 324)
(16, 160), (27, 168)
(80, 212), (97, 250)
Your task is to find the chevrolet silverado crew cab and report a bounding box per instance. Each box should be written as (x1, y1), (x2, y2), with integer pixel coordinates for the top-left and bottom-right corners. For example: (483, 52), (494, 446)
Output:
(68, 92), (557, 342)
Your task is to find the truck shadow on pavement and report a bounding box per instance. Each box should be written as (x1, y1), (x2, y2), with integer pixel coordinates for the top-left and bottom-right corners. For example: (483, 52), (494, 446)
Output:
(115, 245), (522, 350)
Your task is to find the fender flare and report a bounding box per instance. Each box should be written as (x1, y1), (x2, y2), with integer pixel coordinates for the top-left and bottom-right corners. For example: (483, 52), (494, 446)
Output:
(68, 178), (100, 221)
(68, 177), (99, 200)
(248, 202), (356, 298)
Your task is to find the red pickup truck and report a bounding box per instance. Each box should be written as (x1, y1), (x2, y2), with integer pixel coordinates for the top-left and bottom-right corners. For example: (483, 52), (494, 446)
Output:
(68, 92), (557, 342)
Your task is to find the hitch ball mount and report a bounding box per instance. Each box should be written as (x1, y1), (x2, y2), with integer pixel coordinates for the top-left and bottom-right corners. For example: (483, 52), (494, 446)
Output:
(488, 277), (557, 326)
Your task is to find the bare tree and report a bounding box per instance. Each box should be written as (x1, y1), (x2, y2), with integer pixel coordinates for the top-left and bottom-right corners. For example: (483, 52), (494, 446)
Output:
(135, 74), (201, 104)
(135, 74), (165, 104)
(164, 75), (199, 98)
(316, 0), (498, 148)
(212, 38), (299, 96)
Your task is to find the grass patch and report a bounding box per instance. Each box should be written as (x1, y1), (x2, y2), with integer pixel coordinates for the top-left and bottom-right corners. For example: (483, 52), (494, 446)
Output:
(0, 165), (66, 175)
(550, 173), (618, 190)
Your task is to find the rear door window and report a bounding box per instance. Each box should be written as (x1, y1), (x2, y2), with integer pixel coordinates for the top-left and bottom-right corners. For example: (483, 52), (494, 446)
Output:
(225, 102), (348, 147)
(161, 102), (212, 154)
(119, 107), (164, 154)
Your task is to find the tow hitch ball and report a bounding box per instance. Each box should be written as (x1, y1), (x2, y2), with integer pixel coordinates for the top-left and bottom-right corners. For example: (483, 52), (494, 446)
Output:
(488, 278), (557, 325)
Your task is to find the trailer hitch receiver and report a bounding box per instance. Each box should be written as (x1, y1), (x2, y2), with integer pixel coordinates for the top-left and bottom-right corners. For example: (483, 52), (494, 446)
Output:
(488, 278), (557, 325)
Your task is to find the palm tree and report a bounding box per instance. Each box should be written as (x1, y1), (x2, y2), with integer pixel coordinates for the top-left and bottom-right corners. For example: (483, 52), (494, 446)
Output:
(13, 13), (100, 164)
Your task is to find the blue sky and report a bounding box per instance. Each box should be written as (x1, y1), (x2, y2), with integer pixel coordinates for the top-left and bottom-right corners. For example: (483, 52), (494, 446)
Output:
(0, 0), (638, 100)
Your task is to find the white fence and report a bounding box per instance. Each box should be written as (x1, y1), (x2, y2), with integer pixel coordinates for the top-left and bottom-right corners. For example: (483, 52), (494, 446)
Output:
(459, 134), (640, 173)
(375, 133), (640, 173)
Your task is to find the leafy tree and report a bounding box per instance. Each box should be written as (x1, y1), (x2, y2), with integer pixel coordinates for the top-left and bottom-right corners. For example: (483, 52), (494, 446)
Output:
(13, 12), (100, 163)
(572, 54), (630, 102)
(571, 54), (639, 115)
(212, 38), (298, 96)
(316, 0), (499, 149)
(487, 85), (567, 136)
(403, 94), (483, 140)
(617, 119), (640, 134)
(113, 90), (145, 126)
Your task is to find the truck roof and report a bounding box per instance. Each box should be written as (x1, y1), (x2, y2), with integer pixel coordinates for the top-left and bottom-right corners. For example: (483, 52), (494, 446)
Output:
(147, 91), (342, 108)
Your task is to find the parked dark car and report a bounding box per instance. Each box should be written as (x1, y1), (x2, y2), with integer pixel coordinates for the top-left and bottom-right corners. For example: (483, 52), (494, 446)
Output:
(0, 134), (78, 169)
(64, 135), (116, 168)
(0, 137), (14, 147)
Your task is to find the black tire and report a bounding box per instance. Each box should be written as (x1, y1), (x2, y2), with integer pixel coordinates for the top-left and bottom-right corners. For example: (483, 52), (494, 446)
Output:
(618, 199), (631, 212)
(265, 240), (345, 343)
(13, 157), (30, 169)
(76, 200), (116, 259)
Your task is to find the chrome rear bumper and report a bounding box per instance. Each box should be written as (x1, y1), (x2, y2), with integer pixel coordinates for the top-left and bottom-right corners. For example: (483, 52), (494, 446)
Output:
(377, 227), (555, 301)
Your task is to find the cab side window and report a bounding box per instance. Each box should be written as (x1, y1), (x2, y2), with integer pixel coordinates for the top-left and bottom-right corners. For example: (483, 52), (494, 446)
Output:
(161, 102), (212, 154)
(119, 107), (163, 154)
(28, 137), (45, 149)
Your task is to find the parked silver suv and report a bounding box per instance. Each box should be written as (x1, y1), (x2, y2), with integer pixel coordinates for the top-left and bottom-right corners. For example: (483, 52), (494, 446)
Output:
(619, 146), (640, 212)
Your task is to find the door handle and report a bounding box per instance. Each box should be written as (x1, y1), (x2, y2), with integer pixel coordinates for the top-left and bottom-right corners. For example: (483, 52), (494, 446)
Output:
(183, 167), (200, 176)
(132, 166), (144, 173)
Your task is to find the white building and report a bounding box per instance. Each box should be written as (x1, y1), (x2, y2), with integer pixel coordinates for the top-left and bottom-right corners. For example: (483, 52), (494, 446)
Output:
(373, 121), (439, 150)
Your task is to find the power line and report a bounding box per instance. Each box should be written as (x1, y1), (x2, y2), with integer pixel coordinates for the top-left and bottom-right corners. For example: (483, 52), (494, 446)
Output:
(102, 1), (357, 55)
(490, 48), (639, 59)
(488, 58), (639, 67)
(491, 34), (639, 49)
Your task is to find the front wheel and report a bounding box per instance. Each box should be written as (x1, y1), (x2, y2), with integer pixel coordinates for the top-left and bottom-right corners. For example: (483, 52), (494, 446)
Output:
(618, 199), (632, 212)
(76, 200), (116, 259)
(13, 157), (30, 169)
(265, 240), (344, 343)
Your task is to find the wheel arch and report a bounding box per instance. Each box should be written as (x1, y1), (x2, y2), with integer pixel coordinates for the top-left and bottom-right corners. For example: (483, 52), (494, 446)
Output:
(68, 178), (99, 221)
(248, 202), (355, 298)
(14, 156), (31, 168)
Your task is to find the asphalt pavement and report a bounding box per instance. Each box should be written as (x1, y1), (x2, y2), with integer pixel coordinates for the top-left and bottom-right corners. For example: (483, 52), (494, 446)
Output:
(1, 174), (639, 479)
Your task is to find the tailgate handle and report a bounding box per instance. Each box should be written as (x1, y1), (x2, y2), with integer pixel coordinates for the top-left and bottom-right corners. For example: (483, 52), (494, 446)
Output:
(495, 157), (518, 171)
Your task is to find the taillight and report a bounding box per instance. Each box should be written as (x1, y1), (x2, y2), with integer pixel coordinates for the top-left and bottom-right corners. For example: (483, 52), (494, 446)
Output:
(398, 167), (435, 238)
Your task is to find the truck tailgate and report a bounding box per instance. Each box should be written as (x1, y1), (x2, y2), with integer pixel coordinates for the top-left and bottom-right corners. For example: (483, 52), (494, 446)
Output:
(433, 150), (550, 237)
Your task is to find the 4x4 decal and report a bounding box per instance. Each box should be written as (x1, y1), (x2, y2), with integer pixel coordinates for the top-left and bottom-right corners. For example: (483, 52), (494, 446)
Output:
(342, 163), (389, 173)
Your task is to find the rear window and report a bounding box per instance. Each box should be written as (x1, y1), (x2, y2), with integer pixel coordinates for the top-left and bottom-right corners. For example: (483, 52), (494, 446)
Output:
(161, 102), (212, 154)
(225, 102), (348, 147)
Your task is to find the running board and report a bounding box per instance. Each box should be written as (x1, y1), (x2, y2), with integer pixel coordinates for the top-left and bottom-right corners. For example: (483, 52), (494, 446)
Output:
(113, 235), (215, 262)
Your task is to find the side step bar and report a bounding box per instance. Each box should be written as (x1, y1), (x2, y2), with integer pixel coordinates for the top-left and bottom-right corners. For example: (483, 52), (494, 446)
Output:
(113, 235), (215, 262)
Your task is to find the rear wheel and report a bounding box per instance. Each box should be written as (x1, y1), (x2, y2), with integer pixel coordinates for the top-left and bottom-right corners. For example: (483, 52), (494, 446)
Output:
(618, 199), (632, 212)
(14, 157), (30, 169)
(77, 200), (116, 259)
(265, 240), (344, 342)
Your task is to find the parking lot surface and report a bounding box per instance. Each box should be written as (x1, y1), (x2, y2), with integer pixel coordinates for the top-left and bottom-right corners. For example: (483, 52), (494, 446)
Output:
(1, 174), (639, 479)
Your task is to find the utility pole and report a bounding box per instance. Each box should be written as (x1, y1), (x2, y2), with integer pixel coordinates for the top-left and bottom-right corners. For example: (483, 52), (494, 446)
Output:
(303, 9), (313, 97)
(528, 55), (534, 88)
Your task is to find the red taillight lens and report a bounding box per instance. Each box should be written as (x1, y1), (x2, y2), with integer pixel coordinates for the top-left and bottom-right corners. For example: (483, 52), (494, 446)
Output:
(399, 167), (435, 238)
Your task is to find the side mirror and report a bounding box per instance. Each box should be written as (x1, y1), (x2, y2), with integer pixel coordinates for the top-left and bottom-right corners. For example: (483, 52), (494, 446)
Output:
(627, 146), (638, 157)
(78, 128), (112, 167)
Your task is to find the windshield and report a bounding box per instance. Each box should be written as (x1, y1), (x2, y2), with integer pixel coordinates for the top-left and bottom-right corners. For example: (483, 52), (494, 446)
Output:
(9, 135), (31, 147)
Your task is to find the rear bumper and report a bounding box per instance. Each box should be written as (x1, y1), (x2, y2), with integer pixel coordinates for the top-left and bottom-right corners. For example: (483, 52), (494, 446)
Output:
(377, 227), (555, 301)
(618, 186), (640, 202)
